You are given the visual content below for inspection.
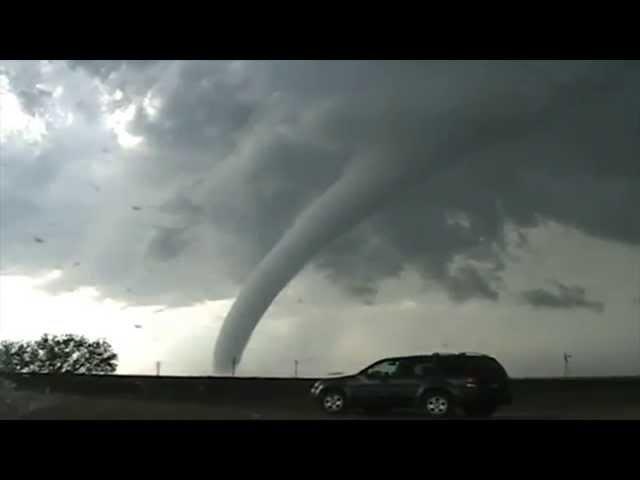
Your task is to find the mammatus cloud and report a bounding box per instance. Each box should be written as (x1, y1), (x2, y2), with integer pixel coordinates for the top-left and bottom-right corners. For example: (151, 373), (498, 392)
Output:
(521, 281), (605, 313)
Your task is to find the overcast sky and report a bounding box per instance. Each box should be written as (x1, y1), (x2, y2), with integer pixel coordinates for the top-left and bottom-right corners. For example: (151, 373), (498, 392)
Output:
(0, 60), (638, 378)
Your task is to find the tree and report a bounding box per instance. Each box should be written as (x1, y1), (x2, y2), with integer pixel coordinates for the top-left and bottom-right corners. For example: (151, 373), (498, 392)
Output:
(0, 340), (35, 373)
(0, 334), (118, 374)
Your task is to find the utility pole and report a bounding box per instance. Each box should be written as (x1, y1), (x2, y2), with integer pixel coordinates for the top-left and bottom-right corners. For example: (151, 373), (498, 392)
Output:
(294, 359), (299, 378)
(637, 250), (640, 377)
(563, 352), (572, 378)
(231, 357), (237, 377)
(155, 361), (161, 377)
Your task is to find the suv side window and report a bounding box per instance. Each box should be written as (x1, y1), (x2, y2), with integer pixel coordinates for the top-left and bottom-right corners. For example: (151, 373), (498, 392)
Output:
(365, 359), (401, 378)
(395, 359), (419, 378)
(413, 361), (438, 378)
(435, 356), (467, 377)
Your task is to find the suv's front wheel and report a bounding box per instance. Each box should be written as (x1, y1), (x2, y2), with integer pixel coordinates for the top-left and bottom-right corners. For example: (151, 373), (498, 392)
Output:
(321, 390), (347, 414)
(422, 391), (452, 418)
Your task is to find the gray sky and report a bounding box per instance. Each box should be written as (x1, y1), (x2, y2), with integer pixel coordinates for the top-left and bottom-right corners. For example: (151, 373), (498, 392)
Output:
(1, 60), (639, 378)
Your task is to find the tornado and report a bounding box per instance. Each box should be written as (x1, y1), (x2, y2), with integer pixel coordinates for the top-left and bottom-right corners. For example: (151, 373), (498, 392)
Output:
(213, 155), (430, 374)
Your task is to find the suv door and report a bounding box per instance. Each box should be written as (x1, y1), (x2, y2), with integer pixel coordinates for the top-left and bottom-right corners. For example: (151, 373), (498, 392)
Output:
(385, 358), (441, 407)
(378, 358), (424, 407)
(434, 355), (467, 380)
(350, 359), (410, 407)
(351, 358), (420, 408)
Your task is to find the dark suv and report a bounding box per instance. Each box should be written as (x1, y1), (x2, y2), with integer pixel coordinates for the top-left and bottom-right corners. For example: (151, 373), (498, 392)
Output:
(310, 353), (512, 417)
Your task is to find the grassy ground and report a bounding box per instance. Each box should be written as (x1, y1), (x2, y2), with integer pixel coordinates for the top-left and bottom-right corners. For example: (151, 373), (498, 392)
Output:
(3, 374), (640, 420)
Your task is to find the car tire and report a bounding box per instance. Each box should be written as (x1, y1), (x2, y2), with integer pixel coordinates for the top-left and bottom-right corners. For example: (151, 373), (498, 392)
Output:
(464, 403), (497, 418)
(320, 390), (347, 414)
(422, 391), (453, 418)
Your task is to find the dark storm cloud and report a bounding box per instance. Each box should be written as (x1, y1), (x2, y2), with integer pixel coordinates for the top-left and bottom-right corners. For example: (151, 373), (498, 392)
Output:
(294, 62), (640, 301)
(312, 192), (506, 302)
(145, 226), (190, 262)
(446, 266), (500, 303)
(2, 60), (640, 310)
(521, 281), (605, 313)
(347, 284), (378, 305)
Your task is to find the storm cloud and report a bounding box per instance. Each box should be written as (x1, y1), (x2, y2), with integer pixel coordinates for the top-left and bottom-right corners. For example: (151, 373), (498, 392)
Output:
(521, 281), (605, 313)
(1, 60), (639, 316)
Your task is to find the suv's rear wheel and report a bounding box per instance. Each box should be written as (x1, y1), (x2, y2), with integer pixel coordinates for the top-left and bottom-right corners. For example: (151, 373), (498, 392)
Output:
(423, 391), (452, 418)
(321, 390), (346, 414)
